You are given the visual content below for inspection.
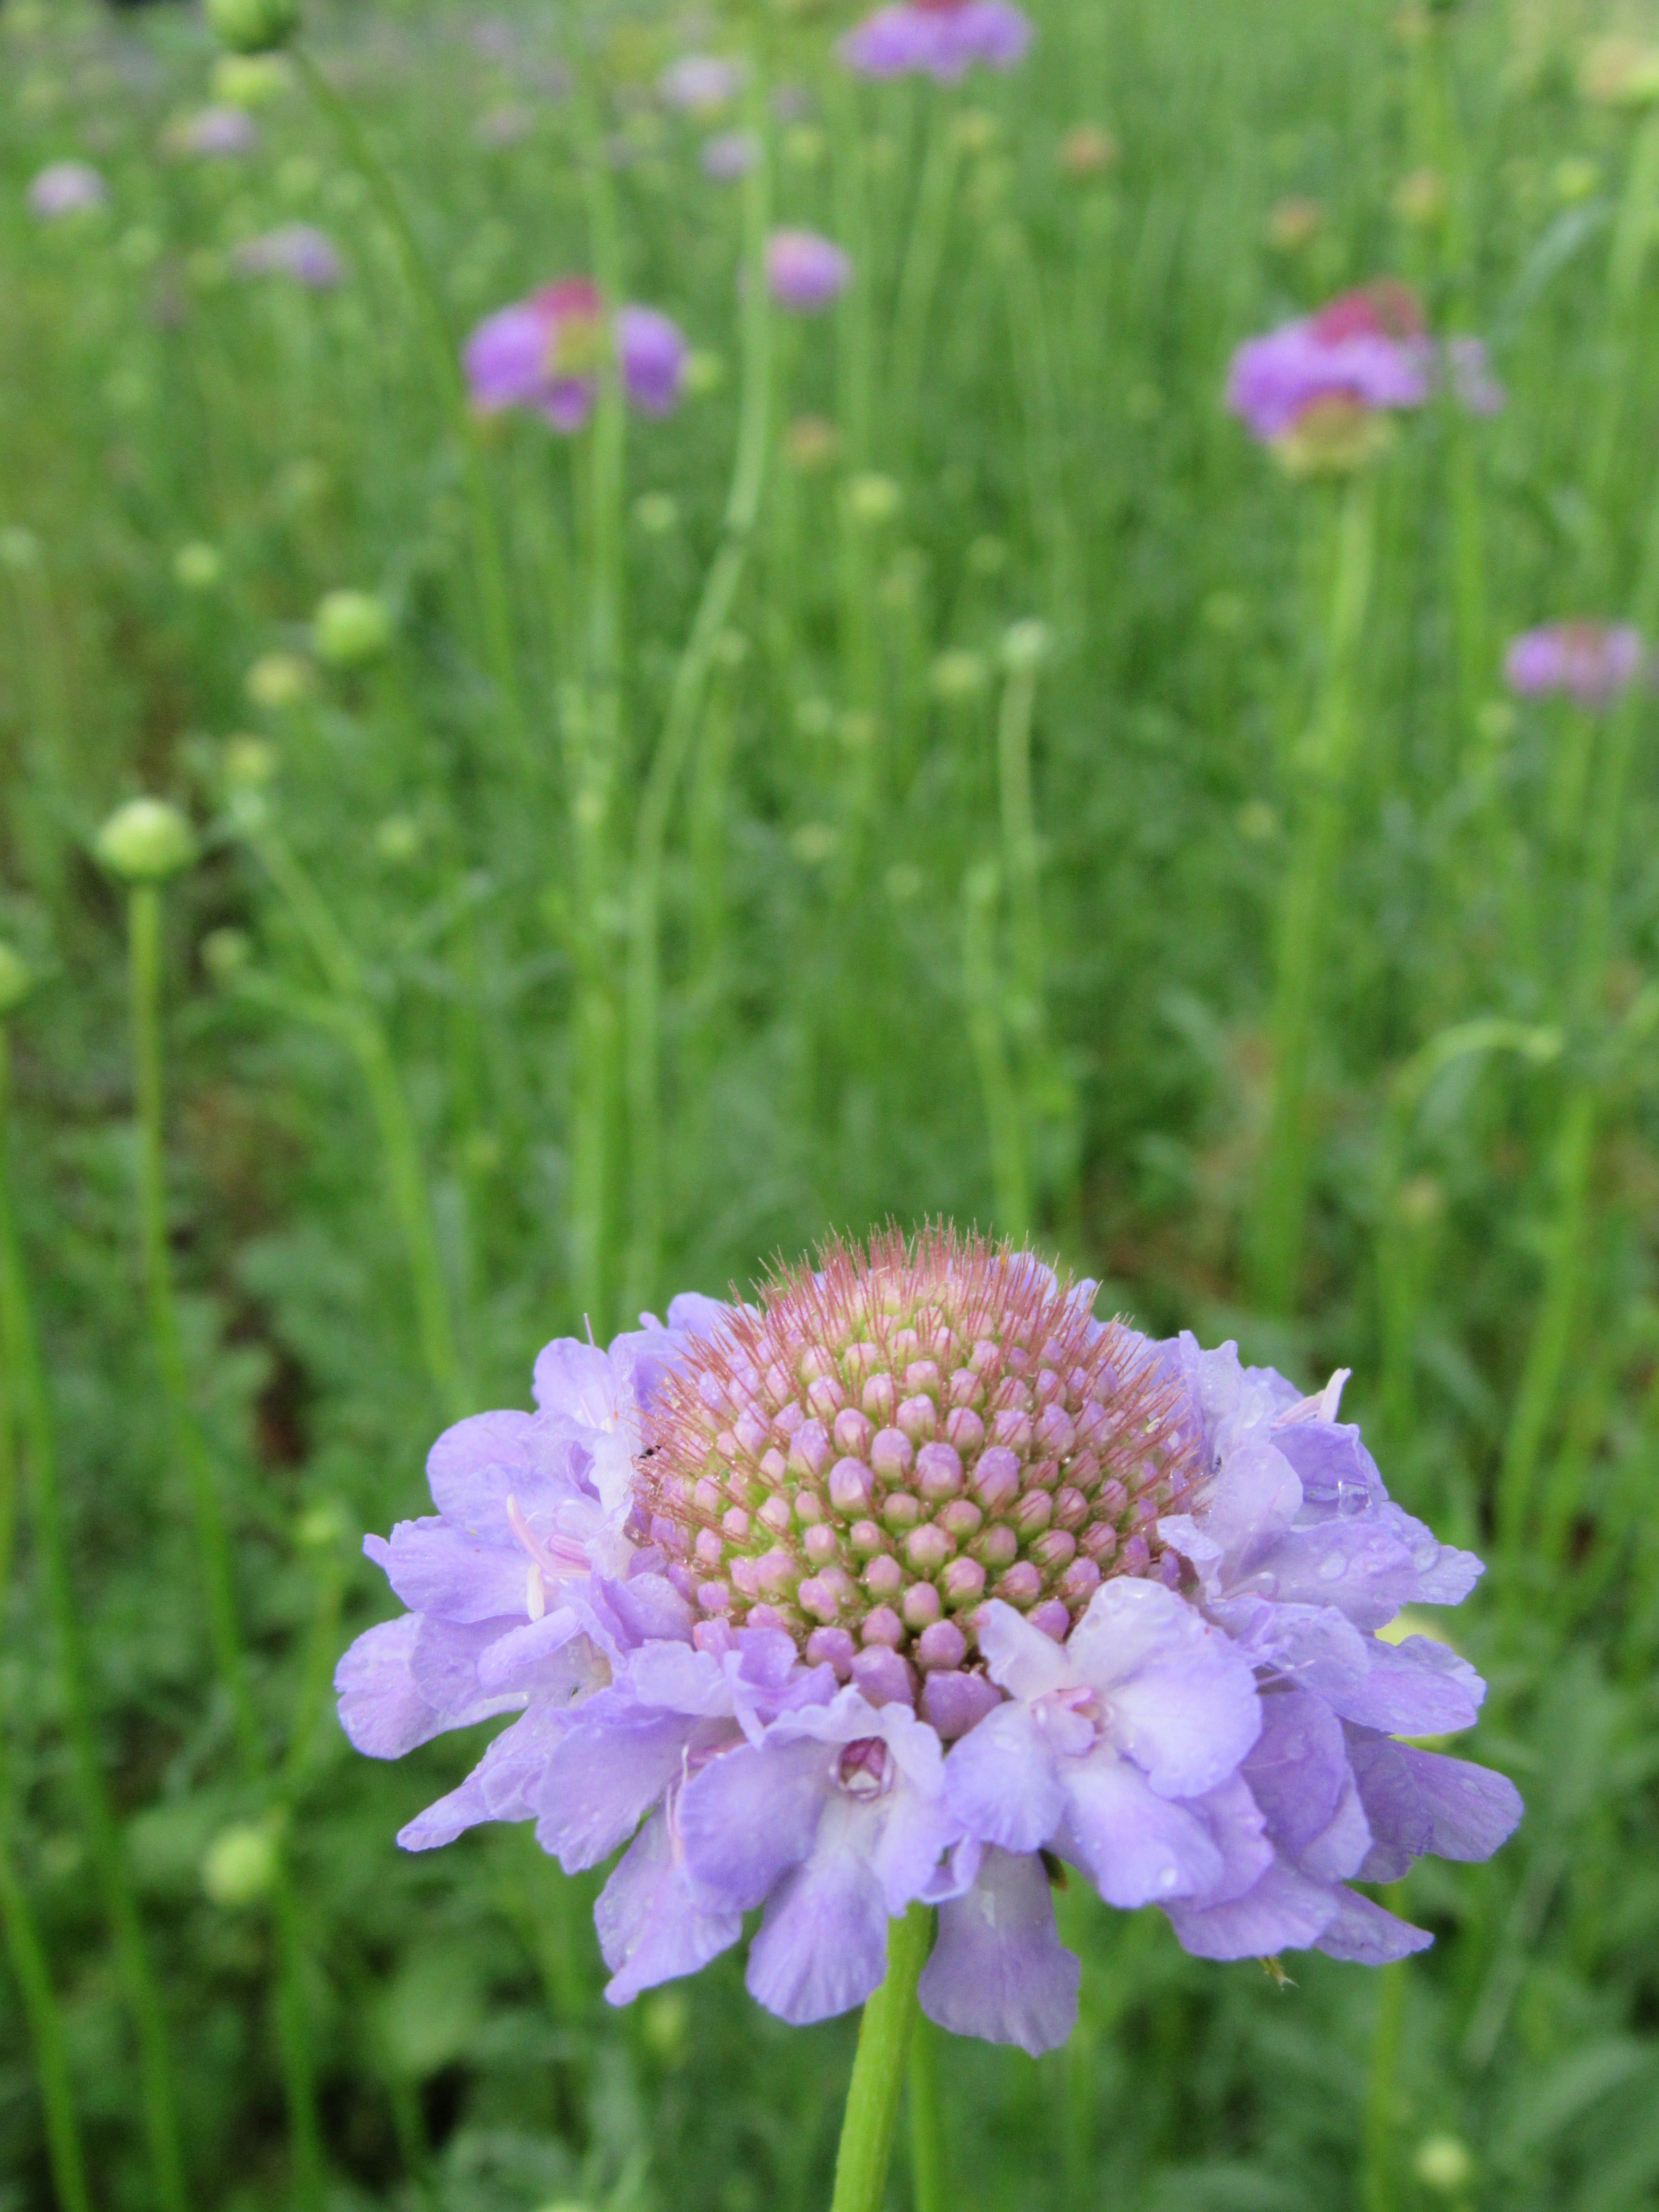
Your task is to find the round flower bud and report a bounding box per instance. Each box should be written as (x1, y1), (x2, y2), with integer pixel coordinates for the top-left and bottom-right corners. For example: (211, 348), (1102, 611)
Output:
(173, 541), (223, 591)
(1412, 2137), (1473, 2195)
(201, 927), (251, 983)
(0, 943), (34, 1015)
(246, 653), (312, 710)
(95, 797), (197, 883)
(313, 588), (392, 668)
(1001, 617), (1052, 673)
(205, 0), (300, 57)
(201, 1822), (279, 1907)
(845, 472), (901, 528)
(223, 734), (276, 789)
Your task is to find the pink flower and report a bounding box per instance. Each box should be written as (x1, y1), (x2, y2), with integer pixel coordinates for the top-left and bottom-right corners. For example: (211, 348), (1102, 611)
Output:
(1504, 622), (1644, 708)
(839, 0), (1032, 80)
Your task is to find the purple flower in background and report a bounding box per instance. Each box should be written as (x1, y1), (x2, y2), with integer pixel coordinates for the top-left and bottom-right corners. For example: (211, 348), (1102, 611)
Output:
(339, 1229), (1519, 2056)
(233, 225), (343, 287)
(767, 228), (852, 313)
(463, 279), (686, 431)
(1227, 280), (1431, 470)
(28, 161), (107, 219)
(660, 53), (745, 114)
(702, 131), (760, 181)
(839, 0), (1033, 81)
(178, 106), (259, 157)
(1447, 335), (1505, 416)
(1504, 622), (1644, 708)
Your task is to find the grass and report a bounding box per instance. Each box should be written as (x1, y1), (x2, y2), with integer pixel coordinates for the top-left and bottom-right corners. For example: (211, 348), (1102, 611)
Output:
(3, 0), (1659, 2206)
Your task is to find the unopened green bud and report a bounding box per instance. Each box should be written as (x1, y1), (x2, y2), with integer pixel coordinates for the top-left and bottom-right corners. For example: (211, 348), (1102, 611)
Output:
(930, 649), (989, 703)
(174, 541), (223, 591)
(205, 0), (299, 57)
(212, 53), (294, 108)
(313, 588), (392, 669)
(201, 1822), (279, 1907)
(201, 927), (251, 983)
(0, 943), (33, 1014)
(1413, 2136), (1473, 2195)
(246, 652), (312, 710)
(846, 472), (901, 528)
(682, 349), (725, 397)
(633, 491), (679, 535)
(296, 1499), (349, 1550)
(1001, 618), (1052, 673)
(96, 797), (197, 882)
(223, 734), (277, 789)
(374, 814), (422, 863)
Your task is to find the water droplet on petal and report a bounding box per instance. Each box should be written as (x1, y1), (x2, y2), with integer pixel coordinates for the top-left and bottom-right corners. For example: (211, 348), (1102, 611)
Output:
(1317, 1551), (1346, 1581)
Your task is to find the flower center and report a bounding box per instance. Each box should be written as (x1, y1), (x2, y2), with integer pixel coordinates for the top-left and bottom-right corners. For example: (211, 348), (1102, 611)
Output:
(633, 1227), (1198, 1674)
(837, 1737), (892, 1799)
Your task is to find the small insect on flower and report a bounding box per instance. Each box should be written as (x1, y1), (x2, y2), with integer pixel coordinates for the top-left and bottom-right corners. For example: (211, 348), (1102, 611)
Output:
(28, 162), (107, 220)
(338, 1227), (1520, 2056)
(766, 229), (852, 313)
(839, 0), (1034, 82)
(463, 279), (687, 432)
(1504, 621), (1645, 708)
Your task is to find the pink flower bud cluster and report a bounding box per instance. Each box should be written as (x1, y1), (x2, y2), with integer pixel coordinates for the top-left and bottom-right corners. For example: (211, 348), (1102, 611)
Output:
(635, 1230), (1197, 1705)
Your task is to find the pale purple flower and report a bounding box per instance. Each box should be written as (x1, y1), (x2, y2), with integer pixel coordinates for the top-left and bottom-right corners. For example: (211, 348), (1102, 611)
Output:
(1227, 281), (1431, 444)
(463, 279), (686, 431)
(767, 228), (851, 313)
(233, 225), (343, 288)
(178, 107), (259, 158)
(702, 131), (760, 181)
(1504, 621), (1643, 707)
(28, 161), (107, 219)
(1447, 335), (1505, 416)
(660, 53), (745, 114)
(840, 0), (1032, 79)
(339, 1231), (1519, 2056)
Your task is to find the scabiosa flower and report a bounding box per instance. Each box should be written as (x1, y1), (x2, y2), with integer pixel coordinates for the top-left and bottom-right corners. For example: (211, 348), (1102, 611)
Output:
(766, 229), (852, 313)
(1226, 280), (1431, 473)
(840, 0), (1033, 80)
(232, 224), (343, 287)
(463, 279), (686, 432)
(659, 54), (746, 115)
(338, 1229), (1519, 2056)
(28, 161), (108, 219)
(1504, 622), (1644, 708)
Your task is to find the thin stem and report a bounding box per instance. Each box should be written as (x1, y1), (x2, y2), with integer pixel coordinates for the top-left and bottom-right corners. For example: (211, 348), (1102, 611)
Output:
(1362, 1949), (1409, 2212)
(830, 1903), (933, 2212)
(125, 887), (325, 2206)
(831, 69), (878, 722)
(907, 2011), (948, 2212)
(293, 44), (526, 755)
(1249, 471), (1375, 1313)
(0, 1024), (190, 2212)
(997, 658), (1045, 1018)
(998, 224), (1078, 642)
(888, 111), (960, 475)
(963, 865), (1031, 1237)
(623, 60), (772, 1319)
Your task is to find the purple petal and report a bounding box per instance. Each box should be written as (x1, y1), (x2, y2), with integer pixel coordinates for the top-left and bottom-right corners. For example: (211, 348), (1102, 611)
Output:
(411, 1613), (529, 1718)
(1067, 1578), (1262, 1796)
(397, 1769), (492, 1851)
(1166, 1858), (1340, 1960)
(474, 1608), (586, 1695)
(1329, 1635), (1484, 1736)
(618, 307), (686, 416)
(919, 1846), (1079, 2056)
(943, 1702), (1065, 1853)
(366, 1519), (529, 1624)
(976, 1598), (1077, 1701)
(1348, 1734), (1523, 1880)
(1059, 1751), (1226, 1907)
(592, 1571), (694, 1650)
(744, 1794), (890, 2024)
(597, 1808), (744, 2004)
(623, 1640), (733, 1717)
(533, 1697), (705, 1871)
(678, 1736), (833, 1906)
(335, 1616), (445, 1757)
(1315, 1886), (1434, 1963)
(531, 1336), (621, 1424)
(425, 1407), (541, 1525)
(922, 1669), (1003, 1740)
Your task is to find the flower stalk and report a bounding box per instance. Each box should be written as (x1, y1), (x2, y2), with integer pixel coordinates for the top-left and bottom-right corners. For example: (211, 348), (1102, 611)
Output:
(830, 1903), (934, 2212)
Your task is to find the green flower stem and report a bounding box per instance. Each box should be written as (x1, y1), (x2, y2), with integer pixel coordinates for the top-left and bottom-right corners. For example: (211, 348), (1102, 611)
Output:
(830, 1903), (934, 2212)
(623, 61), (772, 1319)
(1361, 1921), (1409, 2212)
(293, 45), (527, 756)
(888, 108), (960, 476)
(1585, 110), (1659, 556)
(125, 886), (324, 2206)
(998, 223), (1077, 644)
(997, 652), (1046, 1022)
(1249, 470), (1376, 1314)
(0, 1022), (190, 2212)
(1499, 467), (1659, 1560)
(964, 864), (1031, 1238)
(244, 825), (467, 1422)
(906, 2011), (948, 2212)
(831, 69), (878, 721)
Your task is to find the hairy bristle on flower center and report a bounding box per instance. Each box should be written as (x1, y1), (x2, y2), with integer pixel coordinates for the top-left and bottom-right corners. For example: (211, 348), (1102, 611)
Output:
(633, 1227), (1198, 1688)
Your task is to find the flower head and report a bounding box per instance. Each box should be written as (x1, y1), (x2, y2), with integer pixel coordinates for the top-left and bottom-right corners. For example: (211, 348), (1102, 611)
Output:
(339, 1229), (1519, 2055)
(28, 162), (107, 220)
(766, 229), (851, 313)
(1504, 621), (1644, 708)
(659, 54), (745, 115)
(464, 281), (686, 431)
(839, 0), (1033, 81)
(702, 132), (760, 181)
(1226, 281), (1430, 469)
(232, 224), (342, 287)
(172, 106), (260, 158)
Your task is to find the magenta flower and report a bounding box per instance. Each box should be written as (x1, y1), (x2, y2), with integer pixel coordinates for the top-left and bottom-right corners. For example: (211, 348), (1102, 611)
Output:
(178, 106), (259, 157)
(767, 228), (852, 313)
(337, 1231), (1519, 2056)
(463, 279), (686, 431)
(1504, 622), (1644, 708)
(839, 0), (1033, 79)
(28, 161), (107, 219)
(232, 225), (343, 287)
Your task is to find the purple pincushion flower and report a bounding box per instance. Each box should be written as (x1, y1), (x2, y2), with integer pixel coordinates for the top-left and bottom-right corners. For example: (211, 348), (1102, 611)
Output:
(701, 131), (760, 181)
(766, 228), (852, 313)
(1504, 621), (1644, 708)
(839, 0), (1033, 80)
(178, 106), (259, 158)
(232, 224), (343, 288)
(338, 1230), (1520, 2056)
(28, 161), (107, 219)
(463, 279), (686, 431)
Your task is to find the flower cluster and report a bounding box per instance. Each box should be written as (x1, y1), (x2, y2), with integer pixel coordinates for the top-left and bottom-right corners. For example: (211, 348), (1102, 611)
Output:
(338, 1230), (1520, 2055)
(1504, 621), (1644, 708)
(1227, 281), (1503, 474)
(464, 278), (686, 432)
(839, 0), (1033, 81)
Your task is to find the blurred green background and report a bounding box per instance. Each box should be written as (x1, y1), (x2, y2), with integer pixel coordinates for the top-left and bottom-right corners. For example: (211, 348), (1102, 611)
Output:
(4, 0), (1659, 2206)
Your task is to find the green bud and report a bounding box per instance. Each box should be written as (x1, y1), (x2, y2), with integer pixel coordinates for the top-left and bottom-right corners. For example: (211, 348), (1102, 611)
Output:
(201, 928), (251, 983)
(313, 588), (393, 669)
(1413, 2136), (1473, 2195)
(223, 734), (277, 789)
(174, 541), (223, 591)
(1001, 618), (1052, 673)
(374, 814), (422, 864)
(930, 649), (989, 703)
(205, 0), (300, 58)
(245, 652), (312, 710)
(633, 491), (680, 536)
(845, 472), (901, 528)
(296, 1500), (349, 1550)
(201, 1822), (279, 1908)
(0, 942), (34, 1015)
(211, 53), (294, 108)
(95, 797), (197, 883)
